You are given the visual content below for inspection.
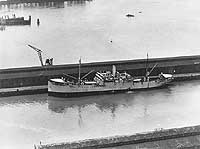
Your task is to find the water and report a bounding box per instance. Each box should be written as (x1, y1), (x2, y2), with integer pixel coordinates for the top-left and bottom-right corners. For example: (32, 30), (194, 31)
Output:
(1, 81), (200, 149)
(1, 0), (200, 68)
(1, 0), (200, 149)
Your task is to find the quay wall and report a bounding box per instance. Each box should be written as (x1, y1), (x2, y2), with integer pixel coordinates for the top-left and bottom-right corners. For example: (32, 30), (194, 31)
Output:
(1, 55), (200, 88)
(0, 0), (90, 5)
(37, 125), (200, 149)
(0, 0), (64, 5)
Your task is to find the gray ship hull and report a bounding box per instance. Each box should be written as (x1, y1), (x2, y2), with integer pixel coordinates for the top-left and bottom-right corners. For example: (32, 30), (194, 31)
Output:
(48, 78), (171, 98)
(48, 88), (128, 97)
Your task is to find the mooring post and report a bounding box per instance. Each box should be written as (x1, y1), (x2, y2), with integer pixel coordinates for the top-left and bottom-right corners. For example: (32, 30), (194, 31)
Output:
(29, 15), (31, 25)
(37, 18), (40, 26)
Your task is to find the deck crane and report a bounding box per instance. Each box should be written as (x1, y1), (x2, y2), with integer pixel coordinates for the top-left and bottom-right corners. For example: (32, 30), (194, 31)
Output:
(27, 44), (53, 66)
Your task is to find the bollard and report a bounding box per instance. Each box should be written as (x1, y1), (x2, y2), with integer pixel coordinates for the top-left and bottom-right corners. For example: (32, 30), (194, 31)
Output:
(29, 15), (31, 25)
(37, 18), (40, 26)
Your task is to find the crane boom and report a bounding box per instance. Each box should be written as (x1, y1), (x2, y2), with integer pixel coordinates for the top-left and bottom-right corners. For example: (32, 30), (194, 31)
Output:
(27, 44), (44, 66)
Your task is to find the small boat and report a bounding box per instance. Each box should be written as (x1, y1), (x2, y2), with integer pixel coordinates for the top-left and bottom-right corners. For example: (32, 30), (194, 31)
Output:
(126, 14), (135, 17)
(48, 59), (173, 98)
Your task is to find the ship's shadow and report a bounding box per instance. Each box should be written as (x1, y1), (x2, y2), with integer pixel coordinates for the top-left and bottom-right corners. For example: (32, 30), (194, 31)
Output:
(47, 87), (172, 114)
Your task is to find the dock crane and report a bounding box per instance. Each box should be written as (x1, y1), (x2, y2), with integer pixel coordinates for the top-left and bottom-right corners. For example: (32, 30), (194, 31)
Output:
(28, 44), (44, 66)
(27, 44), (53, 66)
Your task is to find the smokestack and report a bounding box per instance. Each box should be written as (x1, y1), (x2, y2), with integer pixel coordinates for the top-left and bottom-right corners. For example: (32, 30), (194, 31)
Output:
(112, 65), (116, 77)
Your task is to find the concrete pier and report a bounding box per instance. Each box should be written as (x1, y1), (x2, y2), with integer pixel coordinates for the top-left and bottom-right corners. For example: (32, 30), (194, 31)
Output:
(36, 125), (200, 149)
(0, 0), (64, 5)
(0, 16), (31, 25)
(0, 85), (46, 97)
(1, 55), (200, 97)
(1, 55), (200, 89)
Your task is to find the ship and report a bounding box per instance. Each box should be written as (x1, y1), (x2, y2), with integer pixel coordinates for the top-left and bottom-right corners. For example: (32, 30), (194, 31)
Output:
(48, 58), (173, 97)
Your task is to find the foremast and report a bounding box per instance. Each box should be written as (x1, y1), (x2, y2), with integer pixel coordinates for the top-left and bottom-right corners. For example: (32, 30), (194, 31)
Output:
(78, 57), (81, 85)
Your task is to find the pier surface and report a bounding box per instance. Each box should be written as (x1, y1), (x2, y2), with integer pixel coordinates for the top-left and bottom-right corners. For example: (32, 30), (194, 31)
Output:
(37, 125), (200, 149)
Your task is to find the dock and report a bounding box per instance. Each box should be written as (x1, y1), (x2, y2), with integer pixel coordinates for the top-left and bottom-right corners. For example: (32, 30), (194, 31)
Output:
(1, 55), (200, 87)
(0, 85), (46, 97)
(36, 125), (200, 149)
(0, 16), (31, 25)
(0, 0), (91, 6)
(0, 0), (64, 5)
(1, 55), (200, 97)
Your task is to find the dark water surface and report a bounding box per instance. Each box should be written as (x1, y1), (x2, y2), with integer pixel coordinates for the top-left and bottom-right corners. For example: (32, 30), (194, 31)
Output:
(1, 81), (200, 149)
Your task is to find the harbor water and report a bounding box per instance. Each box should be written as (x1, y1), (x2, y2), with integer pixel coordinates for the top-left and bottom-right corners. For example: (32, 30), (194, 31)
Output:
(1, 81), (200, 148)
(1, 0), (200, 149)
(1, 0), (200, 68)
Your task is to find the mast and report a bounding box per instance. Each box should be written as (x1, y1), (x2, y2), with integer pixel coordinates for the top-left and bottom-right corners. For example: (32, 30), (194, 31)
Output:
(145, 53), (149, 77)
(78, 57), (81, 84)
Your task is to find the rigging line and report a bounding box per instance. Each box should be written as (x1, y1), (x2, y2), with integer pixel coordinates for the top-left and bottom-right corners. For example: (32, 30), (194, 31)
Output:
(81, 70), (94, 80)
(63, 73), (78, 80)
(148, 63), (158, 76)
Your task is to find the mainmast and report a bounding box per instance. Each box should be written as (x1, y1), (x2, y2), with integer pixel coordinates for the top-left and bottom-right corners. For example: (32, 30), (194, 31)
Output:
(78, 57), (81, 84)
(145, 53), (149, 77)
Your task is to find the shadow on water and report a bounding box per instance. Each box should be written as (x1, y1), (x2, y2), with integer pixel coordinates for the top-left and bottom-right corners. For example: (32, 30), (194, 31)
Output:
(47, 87), (173, 114)
(47, 87), (176, 128)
